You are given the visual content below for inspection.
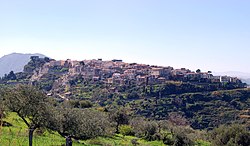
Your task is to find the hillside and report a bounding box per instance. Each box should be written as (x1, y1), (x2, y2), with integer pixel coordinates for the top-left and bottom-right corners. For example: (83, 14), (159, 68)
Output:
(0, 112), (167, 146)
(0, 53), (46, 77)
(0, 56), (249, 130)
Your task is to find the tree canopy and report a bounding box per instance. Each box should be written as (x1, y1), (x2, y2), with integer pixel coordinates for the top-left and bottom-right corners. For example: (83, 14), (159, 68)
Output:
(1, 85), (52, 146)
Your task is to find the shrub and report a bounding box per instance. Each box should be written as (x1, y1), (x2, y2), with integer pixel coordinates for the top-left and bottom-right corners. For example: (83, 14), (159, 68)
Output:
(87, 139), (104, 145)
(119, 125), (134, 136)
(79, 100), (93, 108)
(209, 124), (250, 146)
(131, 139), (139, 146)
(130, 117), (159, 141)
(173, 132), (194, 146)
(163, 135), (174, 145)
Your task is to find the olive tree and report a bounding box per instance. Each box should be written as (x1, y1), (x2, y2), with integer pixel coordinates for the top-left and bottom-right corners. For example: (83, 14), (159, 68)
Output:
(49, 108), (112, 146)
(130, 117), (159, 141)
(109, 108), (129, 133)
(0, 87), (6, 123)
(2, 85), (52, 146)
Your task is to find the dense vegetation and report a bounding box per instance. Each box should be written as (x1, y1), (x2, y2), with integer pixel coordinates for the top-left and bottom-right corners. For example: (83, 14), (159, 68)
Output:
(0, 57), (249, 145)
(63, 81), (250, 130)
(0, 85), (249, 146)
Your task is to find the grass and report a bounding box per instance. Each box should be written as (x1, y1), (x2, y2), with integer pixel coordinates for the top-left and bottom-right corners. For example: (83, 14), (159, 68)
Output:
(0, 113), (165, 146)
(0, 112), (70, 146)
(196, 140), (211, 146)
(0, 112), (211, 146)
(84, 134), (165, 146)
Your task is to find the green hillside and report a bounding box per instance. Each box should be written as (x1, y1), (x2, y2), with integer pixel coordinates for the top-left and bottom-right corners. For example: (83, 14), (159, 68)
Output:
(0, 113), (177, 146)
(0, 57), (249, 146)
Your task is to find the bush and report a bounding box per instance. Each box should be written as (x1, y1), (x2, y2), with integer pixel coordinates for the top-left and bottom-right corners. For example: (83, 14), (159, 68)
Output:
(131, 139), (139, 146)
(209, 124), (250, 146)
(127, 91), (140, 99)
(163, 135), (174, 145)
(173, 132), (194, 146)
(119, 125), (134, 136)
(159, 122), (195, 146)
(130, 117), (159, 141)
(87, 139), (104, 145)
(79, 100), (93, 108)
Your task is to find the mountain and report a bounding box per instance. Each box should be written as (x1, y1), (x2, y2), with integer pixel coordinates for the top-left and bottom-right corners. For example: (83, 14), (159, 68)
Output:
(213, 71), (250, 78)
(0, 53), (46, 77)
(241, 78), (250, 85)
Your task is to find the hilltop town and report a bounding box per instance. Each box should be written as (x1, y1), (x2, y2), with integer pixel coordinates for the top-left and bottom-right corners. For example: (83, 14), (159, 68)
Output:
(0, 56), (246, 99)
(30, 56), (242, 85)
(0, 56), (249, 130)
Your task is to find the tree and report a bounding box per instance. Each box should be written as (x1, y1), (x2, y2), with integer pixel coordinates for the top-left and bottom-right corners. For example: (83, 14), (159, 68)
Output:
(168, 112), (189, 126)
(48, 108), (112, 146)
(130, 117), (159, 141)
(80, 61), (85, 66)
(6, 71), (17, 80)
(0, 87), (6, 124)
(109, 108), (129, 133)
(173, 132), (194, 146)
(2, 85), (51, 146)
(196, 69), (201, 73)
(44, 57), (50, 62)
(127, 91), (140, 99)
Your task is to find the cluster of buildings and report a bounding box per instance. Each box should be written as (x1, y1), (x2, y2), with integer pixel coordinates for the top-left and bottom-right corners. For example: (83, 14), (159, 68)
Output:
(37, 58), (242, 86)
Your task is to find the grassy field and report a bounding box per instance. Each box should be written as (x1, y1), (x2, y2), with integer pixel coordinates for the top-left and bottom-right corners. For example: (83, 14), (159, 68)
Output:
(0, 112), (67, 146)
(0, 113), (210, 146)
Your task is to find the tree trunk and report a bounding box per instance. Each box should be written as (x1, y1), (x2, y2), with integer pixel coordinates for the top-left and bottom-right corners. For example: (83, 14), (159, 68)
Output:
(115, 123), (119, 133)
(66, 136), (72, 146)
(29, 128), (35, 146)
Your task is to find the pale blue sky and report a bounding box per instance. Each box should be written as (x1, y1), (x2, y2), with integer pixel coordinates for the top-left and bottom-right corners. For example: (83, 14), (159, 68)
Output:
(0, 0), (250, 72)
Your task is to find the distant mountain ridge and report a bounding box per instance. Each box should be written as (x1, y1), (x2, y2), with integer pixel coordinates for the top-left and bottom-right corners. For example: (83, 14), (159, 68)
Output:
(0, 53), (46, 77)
(214, 71), (250, 78)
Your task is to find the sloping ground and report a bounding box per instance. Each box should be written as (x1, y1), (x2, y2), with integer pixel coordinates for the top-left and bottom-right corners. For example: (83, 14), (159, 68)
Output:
(0, 113), (66, 146)
(132, 88), (250, 129)
(89, 87), (250, 129)
(0, 113), (171, 146)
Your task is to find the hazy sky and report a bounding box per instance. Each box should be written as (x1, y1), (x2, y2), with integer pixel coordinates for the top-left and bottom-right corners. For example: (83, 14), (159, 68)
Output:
(0, 0), (249, 73)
